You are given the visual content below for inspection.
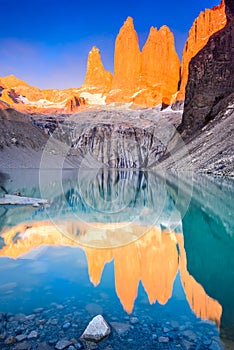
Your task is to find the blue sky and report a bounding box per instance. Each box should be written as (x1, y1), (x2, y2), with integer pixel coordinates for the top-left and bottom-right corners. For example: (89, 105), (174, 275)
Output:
(0, 0), (222, 89)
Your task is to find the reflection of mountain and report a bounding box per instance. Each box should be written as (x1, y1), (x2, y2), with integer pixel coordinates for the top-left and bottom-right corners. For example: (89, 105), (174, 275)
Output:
(0, 221), (221, 326)
(166, 173), (234, 342)
(39, 169), (182, 233)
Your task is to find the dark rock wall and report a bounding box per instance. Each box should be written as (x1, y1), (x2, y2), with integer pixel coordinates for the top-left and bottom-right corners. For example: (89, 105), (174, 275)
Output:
(181, 0), (234, 135)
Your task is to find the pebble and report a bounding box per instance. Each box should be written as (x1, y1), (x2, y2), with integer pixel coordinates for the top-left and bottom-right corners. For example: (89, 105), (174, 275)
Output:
(158, 336), (170, 343)
(63, 322), (71, 330)
(13, 342), (32, 350)
(16, 334), (27, 342)
(5, 335), (16, 344)
(37, 342), (53, 350)
(182, 329), (197, 342)
(27, 330), (38, 339)
(163, 327), (170, 333)
(48, 337), (59, 345)
(26, 314), (36, 321)
(73, 341), (85, 349)
(55, 340), (73, 350)
(50, 318), (59, 325)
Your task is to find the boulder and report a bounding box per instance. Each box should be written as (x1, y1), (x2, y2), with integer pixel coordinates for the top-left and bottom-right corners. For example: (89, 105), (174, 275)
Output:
(81, 315), (110, 342)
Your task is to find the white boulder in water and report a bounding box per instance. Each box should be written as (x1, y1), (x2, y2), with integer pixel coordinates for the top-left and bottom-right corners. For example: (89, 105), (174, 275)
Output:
(81, 314), (110, 342)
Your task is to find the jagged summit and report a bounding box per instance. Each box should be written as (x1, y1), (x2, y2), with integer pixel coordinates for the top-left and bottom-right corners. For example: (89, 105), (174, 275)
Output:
(83, 45), (112, 92)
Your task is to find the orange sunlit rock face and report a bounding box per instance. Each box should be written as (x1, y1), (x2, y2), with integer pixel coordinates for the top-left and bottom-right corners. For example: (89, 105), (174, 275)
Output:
(138, 26), (180, 106)
(106, 18), (180, 106)
(107, 17), (141, 103)
(83, 46), (113, 92)
(0, 220), (222, 326)
(176, 0), (226, 101)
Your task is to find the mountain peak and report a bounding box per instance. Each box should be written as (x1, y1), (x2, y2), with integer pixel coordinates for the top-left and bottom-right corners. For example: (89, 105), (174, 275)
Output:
(1, 74), (29, 88)
(124, 16), (134, 27)
(90, 46), (100, 54)
(83, 46), (112, 91)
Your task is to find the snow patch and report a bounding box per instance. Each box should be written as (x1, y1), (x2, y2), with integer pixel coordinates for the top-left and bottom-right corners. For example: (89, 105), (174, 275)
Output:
(131, 89), (147, 98)
(80, 92), (106, 105)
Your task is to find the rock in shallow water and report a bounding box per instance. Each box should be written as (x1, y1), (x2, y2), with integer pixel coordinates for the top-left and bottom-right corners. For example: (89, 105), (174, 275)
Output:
(15, 334), (27, 342)
(55, 339), (73, 350)
(110, 322), (131, 336)
(81, 315), (110, 342)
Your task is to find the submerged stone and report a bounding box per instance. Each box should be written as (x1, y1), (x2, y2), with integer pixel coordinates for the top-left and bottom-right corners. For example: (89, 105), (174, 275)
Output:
(81, 315), (110, 342)
(55, 339), (73, 350)
(16, 334), (27, 342)
(110, 322), (131, 336)
(158, 336), (170, 343)
(27, 330), (38, 339)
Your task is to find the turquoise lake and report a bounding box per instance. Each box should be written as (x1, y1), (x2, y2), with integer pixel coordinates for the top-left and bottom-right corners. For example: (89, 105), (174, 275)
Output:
(0, 169), (233, 349)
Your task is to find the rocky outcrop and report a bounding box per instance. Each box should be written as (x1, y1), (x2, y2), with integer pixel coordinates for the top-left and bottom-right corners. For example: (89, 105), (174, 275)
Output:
(83, 46), (112, 92)
(176, 0), (226, 102)
(135, 25), (180, 106)
(64, 95), (86, 113)
(107, 17), (141, 103)
(181, 0), (234, 135)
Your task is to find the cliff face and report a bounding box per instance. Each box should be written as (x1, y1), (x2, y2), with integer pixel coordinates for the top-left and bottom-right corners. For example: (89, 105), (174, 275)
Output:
(177, 0), (226, 102)
(53, 109), (182, 169)
(106, 18), (180, 106)
(107, 17), (142, 103)
(181, 0), (234, 135)
(83, 46), (112, 92)
(136, 25), (180, 106)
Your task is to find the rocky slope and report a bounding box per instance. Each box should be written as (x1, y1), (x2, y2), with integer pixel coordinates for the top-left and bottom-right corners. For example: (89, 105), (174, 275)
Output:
(0, 108), (83, 168)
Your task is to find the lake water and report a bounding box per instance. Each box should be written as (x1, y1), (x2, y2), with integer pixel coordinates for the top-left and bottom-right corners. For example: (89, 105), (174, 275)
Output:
(0, 169), (233, 349)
